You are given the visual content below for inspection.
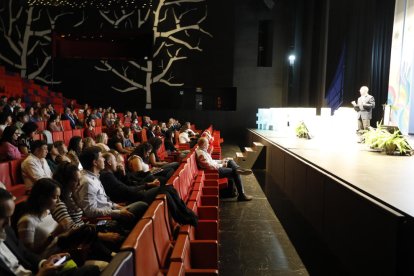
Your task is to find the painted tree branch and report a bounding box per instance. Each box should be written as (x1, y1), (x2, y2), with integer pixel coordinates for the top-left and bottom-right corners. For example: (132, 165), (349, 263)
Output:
(99, 9), (135, 28)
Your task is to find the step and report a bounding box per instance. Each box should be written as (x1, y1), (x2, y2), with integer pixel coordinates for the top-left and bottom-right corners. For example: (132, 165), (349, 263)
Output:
(236, 152), (245, 159)
(253, 142), (264, 147)
(244, 147), (254, 152)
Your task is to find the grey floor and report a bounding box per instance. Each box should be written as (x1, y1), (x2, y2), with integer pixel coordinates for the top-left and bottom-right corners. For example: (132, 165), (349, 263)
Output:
(219, 145), (308, 276)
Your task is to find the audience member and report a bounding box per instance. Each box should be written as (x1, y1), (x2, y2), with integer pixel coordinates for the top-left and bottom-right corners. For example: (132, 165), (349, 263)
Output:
(46, 143), (60, 173)
(21, 140), (52, 189)
(108, 127), (132, 154)
(95, 133), (110, 152)
(18, 122), (39, 155)
(83, 118), (96, 139)
(128, 143), (172, 185)
(14, 111), (29, 133)
(54, 141), (72, 163)
(0, 113), (12, 136)
(196, 137), (253, 201)
(2, 97), (16, 118)
(148, 137), (179, 171)
(75, 146), (148, 227)
(82, 137), (96, 150)
(100, 152), (160, 204)
(47, 114), (64, 132)
(61, 107), (77, 129)
(67, 136), (83, 169)
(17, 178), (65, 256)
(0, 187), (100, 275)
(0, 126), (22, 161)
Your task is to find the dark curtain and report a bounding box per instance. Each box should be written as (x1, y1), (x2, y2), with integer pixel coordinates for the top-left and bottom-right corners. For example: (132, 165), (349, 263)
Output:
(370, 0), (396, 124)
(339, 0), (395, 125)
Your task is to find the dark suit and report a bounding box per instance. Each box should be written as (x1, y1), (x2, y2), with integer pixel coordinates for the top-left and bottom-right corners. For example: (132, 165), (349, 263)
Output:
(0, 226), (41, 275)
(61, 113), (77, 129)
(354, 94), (375, 130)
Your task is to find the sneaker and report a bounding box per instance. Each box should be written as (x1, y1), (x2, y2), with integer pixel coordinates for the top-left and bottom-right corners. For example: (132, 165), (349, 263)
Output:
(237, 194), (253, 201)
(236, 168), (253, 175)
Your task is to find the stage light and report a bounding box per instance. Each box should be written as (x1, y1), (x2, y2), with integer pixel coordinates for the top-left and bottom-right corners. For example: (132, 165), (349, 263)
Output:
(288, 54), (296, 66)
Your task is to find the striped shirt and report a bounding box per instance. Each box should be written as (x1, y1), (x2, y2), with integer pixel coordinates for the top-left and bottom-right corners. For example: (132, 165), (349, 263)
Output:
(51, 196), (84, 231)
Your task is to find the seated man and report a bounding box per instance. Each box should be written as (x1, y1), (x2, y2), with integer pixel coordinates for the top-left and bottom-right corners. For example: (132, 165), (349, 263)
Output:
(21, 140), (53, 189)
(0, 188), (100, 276)
(74, 146), (148, 228)
(195, 137), (253, 201)
(100, 152), (160, 205)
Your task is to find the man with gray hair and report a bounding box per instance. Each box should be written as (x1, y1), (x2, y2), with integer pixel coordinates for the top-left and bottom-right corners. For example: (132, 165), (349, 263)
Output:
(352, 86), (375, 130)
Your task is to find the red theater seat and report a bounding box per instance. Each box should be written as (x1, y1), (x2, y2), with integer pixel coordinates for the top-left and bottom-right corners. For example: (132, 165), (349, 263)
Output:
(169, 234), (218, 274)
(121, 218), (163, 276)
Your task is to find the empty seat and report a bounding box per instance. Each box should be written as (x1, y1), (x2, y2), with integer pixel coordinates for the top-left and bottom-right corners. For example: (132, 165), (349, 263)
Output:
(169, 234), (218, 275)
(121, 218), (164, 276)
(101, 251), (134, 276)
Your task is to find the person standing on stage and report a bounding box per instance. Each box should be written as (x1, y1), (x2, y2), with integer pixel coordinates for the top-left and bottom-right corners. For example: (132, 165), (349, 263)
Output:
(352, 86), (375, 131)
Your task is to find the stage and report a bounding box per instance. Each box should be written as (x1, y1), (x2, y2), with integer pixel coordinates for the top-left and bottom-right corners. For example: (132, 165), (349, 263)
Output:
(247, 129), (414, 275)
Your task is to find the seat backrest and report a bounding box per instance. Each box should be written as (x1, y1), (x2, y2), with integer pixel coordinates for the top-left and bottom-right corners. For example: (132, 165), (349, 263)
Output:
(178, 164), (192, 202)
(61, 120), (71, 131)
(63, 130), (73, 146)
(121, 218), (161, 276)
(0, 162), (12, 190)
(52, 131), (64, 143)
(72, 128), (83, 138)
(101, 251), (134, 276)
(35, 121), (46, 131)
(141, 128), (148, 142)
(9, 158), (24, 185)
(142, 200), (173, 267)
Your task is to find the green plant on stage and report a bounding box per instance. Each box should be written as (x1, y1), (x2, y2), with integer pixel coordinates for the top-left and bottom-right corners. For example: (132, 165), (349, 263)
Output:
(362, 123), (412, 155)
(295, 121), (311, 139)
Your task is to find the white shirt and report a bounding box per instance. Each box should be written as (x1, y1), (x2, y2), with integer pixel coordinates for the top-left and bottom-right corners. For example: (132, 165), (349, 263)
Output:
(75, 170), (120, 218)
(195, 147), (222, 170)
(179, 132), (190, 143)
(17, 212), (59, 256)
(21, 154), (53, 189)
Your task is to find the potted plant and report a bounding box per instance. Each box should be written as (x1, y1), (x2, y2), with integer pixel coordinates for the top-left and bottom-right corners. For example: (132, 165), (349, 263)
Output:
(295, 121), (311, 139)
(362, 123), (412, 155)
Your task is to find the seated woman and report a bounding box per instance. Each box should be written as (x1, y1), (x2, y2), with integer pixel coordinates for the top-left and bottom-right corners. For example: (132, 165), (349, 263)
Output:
(148, 137), (179, 171)
(83, 137), (96, 150)
(164, 129), (190, 159)
(96, 132), (110, 152)
(67, 136), (83, 169)
(108, 127), (133, 154)
(0, 125), (23, 161)
(17, 178), (66, 257)
(54, 140), (72, 163)
(18, 121), (39, 155)
(127, 142), (173, 185)
(47, 114), (64, 132)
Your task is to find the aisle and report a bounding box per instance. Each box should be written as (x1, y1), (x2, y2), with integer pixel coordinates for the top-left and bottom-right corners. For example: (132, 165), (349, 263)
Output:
(219, 145), (307, 276)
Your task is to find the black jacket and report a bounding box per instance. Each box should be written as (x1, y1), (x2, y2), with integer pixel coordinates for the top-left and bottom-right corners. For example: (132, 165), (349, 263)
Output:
(0, 226), (41, 276)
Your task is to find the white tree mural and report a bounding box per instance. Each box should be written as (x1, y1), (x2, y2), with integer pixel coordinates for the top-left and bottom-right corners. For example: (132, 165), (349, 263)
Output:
(95, 0), (212, 109)
(0, 0), (84, 84)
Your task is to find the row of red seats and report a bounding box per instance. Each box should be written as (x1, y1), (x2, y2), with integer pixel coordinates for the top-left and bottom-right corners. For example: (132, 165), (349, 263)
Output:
(102, 128), (224, 275)
(0, 65), (80, 108)
(0, 159), (25, 204)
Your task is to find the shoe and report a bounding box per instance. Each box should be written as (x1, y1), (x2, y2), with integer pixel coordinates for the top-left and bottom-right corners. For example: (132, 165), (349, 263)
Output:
(237, 194), (253, 201)
(236, 168), (253, 175)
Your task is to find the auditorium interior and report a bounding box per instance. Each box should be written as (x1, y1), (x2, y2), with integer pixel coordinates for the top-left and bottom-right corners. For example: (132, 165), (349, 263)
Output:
(1, 0), (413, 275)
